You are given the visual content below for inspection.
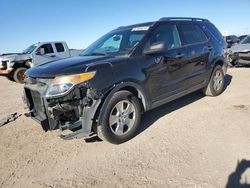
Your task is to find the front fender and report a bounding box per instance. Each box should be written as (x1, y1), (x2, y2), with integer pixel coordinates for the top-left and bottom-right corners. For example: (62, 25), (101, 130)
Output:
(96, 81), (150, 126)
(13, 59), (32, 69)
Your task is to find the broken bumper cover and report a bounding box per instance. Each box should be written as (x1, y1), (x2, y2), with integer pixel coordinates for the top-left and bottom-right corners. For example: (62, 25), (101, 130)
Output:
(0, 60), (13, 75)
(23, 77), (101, 140)
(0, 68), (13, 75)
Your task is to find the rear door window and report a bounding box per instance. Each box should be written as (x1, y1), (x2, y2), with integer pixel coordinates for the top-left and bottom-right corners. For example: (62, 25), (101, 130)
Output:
(55, 43), (65, 52)
(178, 24), (207, 45)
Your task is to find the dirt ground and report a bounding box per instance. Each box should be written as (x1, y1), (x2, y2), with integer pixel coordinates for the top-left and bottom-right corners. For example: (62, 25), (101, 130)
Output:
(0, 68), (250, 188)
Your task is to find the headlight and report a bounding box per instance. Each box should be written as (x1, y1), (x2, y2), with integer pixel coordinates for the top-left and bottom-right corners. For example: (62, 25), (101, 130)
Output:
(46, 71), (96, 98)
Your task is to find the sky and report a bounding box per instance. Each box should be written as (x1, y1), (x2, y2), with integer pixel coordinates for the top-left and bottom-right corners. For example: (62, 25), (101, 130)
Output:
(0, 0), (249, 53)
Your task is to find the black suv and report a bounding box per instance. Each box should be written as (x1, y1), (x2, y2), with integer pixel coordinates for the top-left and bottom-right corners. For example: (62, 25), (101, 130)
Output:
(23, 17), (227, 144)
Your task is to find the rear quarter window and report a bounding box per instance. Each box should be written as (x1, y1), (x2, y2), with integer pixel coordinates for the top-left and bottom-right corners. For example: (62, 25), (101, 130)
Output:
(178, 24), (207, 45)
(205, 22), (224, 42)
(55, 43), (65, 52)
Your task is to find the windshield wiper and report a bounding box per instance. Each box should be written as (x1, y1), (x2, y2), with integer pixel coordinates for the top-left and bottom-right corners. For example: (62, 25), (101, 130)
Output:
(83, 52), (107, 56)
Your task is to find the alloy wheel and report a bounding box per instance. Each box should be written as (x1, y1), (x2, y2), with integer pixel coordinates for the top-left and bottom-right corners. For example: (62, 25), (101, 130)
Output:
(109, 100), (136, 136)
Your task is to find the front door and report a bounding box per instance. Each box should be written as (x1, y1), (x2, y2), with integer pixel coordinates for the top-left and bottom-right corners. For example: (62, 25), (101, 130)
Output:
(32, 43), (60, 66)
(143, 23), (190, 103)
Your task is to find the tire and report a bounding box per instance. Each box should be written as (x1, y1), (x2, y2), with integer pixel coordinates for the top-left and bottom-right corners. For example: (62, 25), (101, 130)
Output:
(96, 90), (141, 144)
(13, 67), (27, 83)
(203, 65), (225, 96)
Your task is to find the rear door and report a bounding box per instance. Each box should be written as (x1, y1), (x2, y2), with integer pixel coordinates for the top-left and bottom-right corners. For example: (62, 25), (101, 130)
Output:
(177, 23), (211, 87)
(53, 42), (70, 58)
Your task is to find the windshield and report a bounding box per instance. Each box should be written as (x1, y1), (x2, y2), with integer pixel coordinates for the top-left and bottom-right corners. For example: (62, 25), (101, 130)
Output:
(81, 26), (150, 57)
(22, 44), (37, 54)
(241, 35), (250, 44)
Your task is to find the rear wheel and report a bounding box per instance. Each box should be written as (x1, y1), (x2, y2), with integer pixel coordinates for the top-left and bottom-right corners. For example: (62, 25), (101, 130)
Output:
(13, 67), (27, 83)
(203, 65), (225, 96)
(97, 90), (141, 144)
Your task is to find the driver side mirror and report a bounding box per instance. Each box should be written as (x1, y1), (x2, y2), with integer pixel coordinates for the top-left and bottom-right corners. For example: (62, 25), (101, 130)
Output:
(143, 42), (167, 55)
(36, 48), (45, 55)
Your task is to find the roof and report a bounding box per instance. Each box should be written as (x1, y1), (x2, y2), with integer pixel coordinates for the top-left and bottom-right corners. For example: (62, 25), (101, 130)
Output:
(115, 17), (209, 31)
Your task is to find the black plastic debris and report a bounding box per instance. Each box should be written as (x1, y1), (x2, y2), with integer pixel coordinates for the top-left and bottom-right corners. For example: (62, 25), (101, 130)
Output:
(0, 112), (22, 127)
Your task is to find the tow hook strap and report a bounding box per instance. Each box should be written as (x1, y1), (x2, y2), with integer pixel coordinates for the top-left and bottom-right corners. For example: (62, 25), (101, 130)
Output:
(0, 112), (22, 127)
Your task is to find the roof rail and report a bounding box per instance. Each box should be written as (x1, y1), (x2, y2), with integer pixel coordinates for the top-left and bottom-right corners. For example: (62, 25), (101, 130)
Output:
(117, 21), (155, 30)
(159, 17), (209, 22)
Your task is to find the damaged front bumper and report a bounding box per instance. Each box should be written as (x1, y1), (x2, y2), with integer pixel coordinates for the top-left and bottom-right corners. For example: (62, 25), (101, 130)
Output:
(0, 68), (13, 75)
(0, 60), (13, 75)
(231, 52), (250, 65)
(23, 77), (101, 140)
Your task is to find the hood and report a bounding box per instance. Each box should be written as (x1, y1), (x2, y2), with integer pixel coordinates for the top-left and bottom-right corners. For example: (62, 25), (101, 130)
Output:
(26, 55), (127, 78)
(231, 44), (250, 53)
(0, 53), (31, 62)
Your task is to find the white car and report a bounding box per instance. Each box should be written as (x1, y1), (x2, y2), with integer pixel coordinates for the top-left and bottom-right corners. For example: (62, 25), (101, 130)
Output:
(0, 41), (82, 83)
(229, 35), (250, 66)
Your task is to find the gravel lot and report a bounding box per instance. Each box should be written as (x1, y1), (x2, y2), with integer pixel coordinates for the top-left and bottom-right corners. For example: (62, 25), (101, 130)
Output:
(0, 68), (250, 188)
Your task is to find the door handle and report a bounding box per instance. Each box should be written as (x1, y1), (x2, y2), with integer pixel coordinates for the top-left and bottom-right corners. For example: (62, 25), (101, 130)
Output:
(175, 53), (184, 59)
(50, 55), (56, 57)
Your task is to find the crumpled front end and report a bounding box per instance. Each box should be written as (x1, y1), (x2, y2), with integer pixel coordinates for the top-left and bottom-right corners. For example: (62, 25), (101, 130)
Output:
(230, 44), (250, 65)
(23, 77), (101, 139)
(232, 52), (250, 65)
(0, 54), (32, 75)
(0, 59), (13, 75)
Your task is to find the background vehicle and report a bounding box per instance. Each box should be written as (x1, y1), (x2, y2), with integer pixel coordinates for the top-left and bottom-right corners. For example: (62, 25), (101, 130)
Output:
(238, 35), (248, 42)
(23, 17), (227, 144)
(225, 35), (239, 48)
(0, 41), (82, 83)
(229, 35), (250, 66)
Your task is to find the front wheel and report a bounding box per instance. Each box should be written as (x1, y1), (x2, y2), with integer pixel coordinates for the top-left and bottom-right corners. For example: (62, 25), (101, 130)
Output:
(96, 90), (141, 144)
(13, 67), (27, 83)
(203, 65), (225, 96)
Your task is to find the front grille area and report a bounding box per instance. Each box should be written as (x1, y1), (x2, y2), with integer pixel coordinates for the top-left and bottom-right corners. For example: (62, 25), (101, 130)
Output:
(25, 88), (47, 122)
(24, 78), (57, 131)
(24, 78), (50, 121)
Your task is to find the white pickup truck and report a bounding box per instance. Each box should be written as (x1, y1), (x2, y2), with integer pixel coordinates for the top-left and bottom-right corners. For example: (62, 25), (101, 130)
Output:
(0, 41), (82, 83)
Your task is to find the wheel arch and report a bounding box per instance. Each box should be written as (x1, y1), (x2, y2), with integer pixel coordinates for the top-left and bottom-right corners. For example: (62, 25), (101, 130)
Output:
(214, 59), (224, 68)
(103, 82), (150, 112)
(13, 59), (32, 69)
(210, 57), (227, 76)
(93, 82), (150, 129)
